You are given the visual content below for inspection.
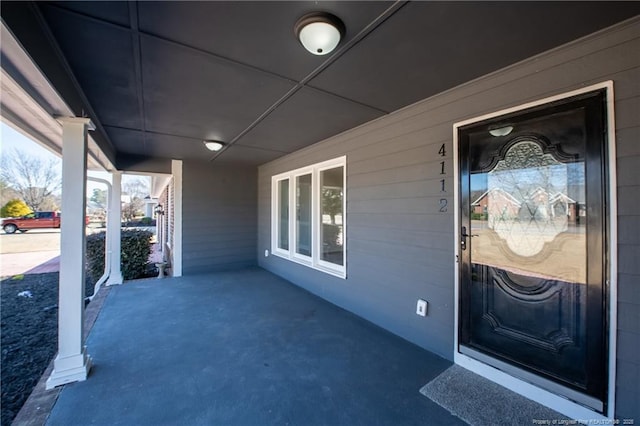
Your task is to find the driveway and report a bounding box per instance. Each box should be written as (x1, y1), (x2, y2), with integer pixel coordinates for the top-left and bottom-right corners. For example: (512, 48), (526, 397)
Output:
(0, 229), (61, 277)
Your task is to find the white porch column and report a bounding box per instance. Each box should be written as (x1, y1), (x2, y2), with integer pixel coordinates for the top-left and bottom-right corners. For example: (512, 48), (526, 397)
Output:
(46, 117), (93, 389)
(106, 171), (123, 285)
(172, 160), (183, 277)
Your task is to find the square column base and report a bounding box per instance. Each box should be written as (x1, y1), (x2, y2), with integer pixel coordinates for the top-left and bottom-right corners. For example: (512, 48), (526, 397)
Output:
(45, 348), (92, 389)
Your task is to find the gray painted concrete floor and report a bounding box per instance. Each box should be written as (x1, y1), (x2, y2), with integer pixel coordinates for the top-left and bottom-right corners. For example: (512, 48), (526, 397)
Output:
(46, 268), (465, 426)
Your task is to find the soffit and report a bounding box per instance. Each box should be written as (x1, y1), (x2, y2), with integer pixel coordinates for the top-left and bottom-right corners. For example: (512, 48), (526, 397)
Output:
(6, 1), (638, 167)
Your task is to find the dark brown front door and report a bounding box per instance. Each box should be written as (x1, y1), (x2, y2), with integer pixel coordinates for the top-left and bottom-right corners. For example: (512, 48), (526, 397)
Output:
(458, 90), (608, 411)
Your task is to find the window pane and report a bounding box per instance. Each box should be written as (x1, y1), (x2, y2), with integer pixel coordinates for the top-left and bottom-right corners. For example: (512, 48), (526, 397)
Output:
(278, 179), (289, 250)
(296, 174), (312, 256)
(320, 167), (344, 265)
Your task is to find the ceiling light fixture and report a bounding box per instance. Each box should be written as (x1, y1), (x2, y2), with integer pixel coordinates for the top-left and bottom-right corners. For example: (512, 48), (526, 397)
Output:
(489, 125), (514, 137)
(203, 140), (225, 151)
(294, 12), (345, 56)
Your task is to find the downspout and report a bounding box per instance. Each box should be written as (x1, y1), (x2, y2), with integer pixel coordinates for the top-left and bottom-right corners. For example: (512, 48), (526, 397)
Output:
(86, 176), (111, 301)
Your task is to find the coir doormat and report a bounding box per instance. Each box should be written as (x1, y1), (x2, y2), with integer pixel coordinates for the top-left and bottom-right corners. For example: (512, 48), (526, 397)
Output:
(419, 365), (569, 426)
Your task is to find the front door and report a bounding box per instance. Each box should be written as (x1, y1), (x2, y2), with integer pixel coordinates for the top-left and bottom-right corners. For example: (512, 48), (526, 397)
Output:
(458, 89), (608, 411)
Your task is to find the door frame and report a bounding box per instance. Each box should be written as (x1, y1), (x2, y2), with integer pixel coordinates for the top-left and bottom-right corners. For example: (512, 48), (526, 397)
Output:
(452, 81), (617, 419)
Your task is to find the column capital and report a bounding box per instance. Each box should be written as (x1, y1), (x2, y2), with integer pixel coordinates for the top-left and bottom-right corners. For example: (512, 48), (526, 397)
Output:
(58, 116), (96, 131)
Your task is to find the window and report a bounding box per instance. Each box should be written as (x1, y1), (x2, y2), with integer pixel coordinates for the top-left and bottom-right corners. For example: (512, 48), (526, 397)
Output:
(271, 156), (346, 278)
(276, 179), (289, 251)
(320, 166), (344, 266)
(295, 174), (312, 257)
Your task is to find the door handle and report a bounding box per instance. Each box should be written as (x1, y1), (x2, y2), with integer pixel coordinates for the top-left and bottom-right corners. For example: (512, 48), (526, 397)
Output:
(461, 226), (478, 251)
(461, 227), (479, 238)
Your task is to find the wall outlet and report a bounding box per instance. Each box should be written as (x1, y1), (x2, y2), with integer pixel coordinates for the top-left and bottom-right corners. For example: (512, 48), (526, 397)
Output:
(416, 299), (428, 317)
(264, 250), (269, 257)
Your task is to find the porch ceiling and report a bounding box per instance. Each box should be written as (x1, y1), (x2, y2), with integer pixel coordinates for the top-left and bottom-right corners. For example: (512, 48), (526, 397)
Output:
(2, 1), (639, 168)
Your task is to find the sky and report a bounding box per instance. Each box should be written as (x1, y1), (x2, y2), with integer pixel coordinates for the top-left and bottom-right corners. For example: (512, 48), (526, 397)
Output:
(0, 121), (59, 163)
(0, 121), (148, 197)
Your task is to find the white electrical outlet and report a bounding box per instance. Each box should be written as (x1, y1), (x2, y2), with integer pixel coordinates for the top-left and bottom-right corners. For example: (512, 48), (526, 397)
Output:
(264, 250), (269, 257)
(416, 299), (428, 317)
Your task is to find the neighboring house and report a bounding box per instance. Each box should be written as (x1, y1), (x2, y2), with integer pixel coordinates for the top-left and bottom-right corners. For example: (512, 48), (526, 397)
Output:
(1, 2), (639, 421)
(550, 192), (581, 223)
(471, 188), (521, 219)
(472, 187), (582, 224)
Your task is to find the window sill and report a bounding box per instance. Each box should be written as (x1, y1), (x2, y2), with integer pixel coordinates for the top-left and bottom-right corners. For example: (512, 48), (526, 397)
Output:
(272, 250), (346, 279)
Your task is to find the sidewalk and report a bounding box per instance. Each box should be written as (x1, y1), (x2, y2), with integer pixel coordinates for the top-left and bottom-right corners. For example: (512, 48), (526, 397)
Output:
(0, 251), (60, 277)
(1, 242), (162, 278)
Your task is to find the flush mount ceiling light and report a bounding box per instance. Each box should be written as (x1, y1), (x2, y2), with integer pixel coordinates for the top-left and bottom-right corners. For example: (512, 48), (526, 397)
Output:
(489, 125), (514, 137)
(294, 12), (345, 55)
(203, 140), (225, 151)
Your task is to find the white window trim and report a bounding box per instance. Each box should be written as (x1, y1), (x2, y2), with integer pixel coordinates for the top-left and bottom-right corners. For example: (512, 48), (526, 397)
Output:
(272, 176), (291, 257)
(271, 156), (347, 279)
(291, 168), (314, 264)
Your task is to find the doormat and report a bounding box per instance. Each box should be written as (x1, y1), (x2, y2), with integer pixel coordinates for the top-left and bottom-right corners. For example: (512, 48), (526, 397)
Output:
(419, 365), (569, 426)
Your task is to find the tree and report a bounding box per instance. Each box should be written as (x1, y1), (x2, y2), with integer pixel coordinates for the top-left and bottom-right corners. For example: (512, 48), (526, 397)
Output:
(322, 188), (343, 225)
(89, 188), (107, 210)
(87, 188), (107, 222)
(122, 177), (150, 223)
(0, 149), (61, 211)
(122, 200), (142, 223)
(0, 178), (20, 207)
(1, 199), (32, 218)
(123, 177), (149, 200)
(38, 194), (62, 211)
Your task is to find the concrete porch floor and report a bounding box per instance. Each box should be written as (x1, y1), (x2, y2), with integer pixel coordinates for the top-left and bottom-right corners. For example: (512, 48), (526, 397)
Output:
(46, 268), (464, 425)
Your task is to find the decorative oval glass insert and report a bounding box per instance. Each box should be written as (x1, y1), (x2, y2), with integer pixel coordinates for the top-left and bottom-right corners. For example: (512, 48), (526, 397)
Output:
(486, 140), (569, 257)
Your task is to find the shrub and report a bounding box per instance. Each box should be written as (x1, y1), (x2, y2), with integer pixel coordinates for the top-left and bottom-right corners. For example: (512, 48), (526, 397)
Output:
(470, 212), (488, 221)
(86, 229), (153, 282)
(86, 232), (106, 282)
(121, 229), (153, 279)
(123, 218), (156, 227)
(1, 199), (31, 218)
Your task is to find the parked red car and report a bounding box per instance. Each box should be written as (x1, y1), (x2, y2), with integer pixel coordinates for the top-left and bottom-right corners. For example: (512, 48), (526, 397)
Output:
(1, 211), (90, 234)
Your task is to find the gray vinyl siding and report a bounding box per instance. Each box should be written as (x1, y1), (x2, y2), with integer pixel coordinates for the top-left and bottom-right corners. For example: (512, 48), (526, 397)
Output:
(258, 19), (640, 418)
(182, 160), (257, 274)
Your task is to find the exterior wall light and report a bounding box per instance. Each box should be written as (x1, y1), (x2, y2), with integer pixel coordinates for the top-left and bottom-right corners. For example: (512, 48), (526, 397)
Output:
(204, 140), (225, 151)
(154, 204), (164, 216)
(294, 12), (345, 55)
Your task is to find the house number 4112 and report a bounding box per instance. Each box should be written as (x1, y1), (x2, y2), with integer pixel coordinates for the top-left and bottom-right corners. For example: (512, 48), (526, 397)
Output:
(438, 143), (447, 212)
